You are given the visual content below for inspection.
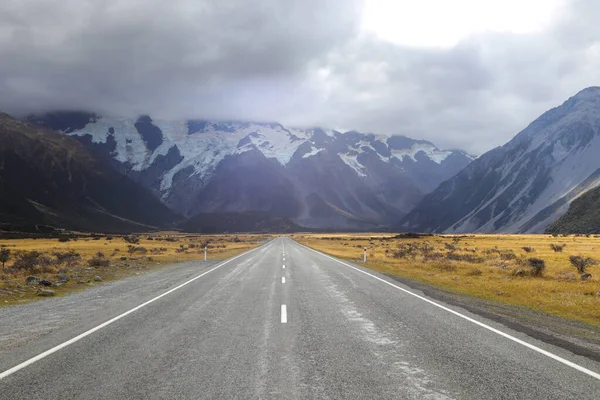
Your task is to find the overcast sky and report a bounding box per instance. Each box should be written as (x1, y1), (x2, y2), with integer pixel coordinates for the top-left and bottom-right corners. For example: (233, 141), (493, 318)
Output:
(1, 0), (599, 154)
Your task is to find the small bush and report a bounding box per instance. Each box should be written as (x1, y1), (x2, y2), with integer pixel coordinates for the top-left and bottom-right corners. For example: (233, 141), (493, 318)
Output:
(569, 255), (597, 274)
(12, 251), (52, 271)
(522, 246), (534, 253)
(58, 236), (70, 243)
(499, 251), (517, 261)
(128, 246), (148, 255)
(527, 258), (545, 277)
(233, 236), (242, 243)
(444, 243), (457, 251)
(123, 235), (140, 244)
(0, 248), (10, 271)
(53, 250), (81, 267)
(550, 244), (566, 252)
(88, 252), (109, 267)
(390, 242), (419, 259)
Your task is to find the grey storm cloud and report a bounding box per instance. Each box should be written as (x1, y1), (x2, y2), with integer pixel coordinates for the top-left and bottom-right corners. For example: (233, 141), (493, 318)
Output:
(1, 0), (599, 154)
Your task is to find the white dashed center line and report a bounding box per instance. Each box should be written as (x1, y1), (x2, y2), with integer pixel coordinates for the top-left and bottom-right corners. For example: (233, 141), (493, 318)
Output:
(282, 265), (285, 269)
(281, 305), (287, 323)
(282, 277), (285, 283)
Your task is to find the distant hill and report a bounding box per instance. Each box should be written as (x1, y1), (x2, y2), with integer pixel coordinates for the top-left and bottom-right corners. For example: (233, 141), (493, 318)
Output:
(179, 212), (303, 233)
(546, 186), (600, 234)
(0, 113), (178, 233)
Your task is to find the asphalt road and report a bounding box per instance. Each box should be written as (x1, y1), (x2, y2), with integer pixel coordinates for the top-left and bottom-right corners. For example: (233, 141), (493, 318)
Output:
(1, 237), (600, 399)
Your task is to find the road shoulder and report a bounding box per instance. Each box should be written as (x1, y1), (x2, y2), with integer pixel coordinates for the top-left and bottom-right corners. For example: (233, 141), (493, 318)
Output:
(384, 272), (600, 363)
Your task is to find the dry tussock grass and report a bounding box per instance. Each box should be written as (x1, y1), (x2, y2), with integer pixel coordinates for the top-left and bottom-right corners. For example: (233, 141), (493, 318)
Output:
(296, 233), (600, 326)
(0, 233), (268, 305)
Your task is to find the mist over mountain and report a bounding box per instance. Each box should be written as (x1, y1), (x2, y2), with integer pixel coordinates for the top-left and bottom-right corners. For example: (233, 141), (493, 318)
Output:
(401, 87), (600, 234)
(30, 113), (473, 230)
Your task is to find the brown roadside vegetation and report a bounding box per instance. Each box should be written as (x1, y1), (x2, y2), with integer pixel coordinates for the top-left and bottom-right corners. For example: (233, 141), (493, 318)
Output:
(295, 233), (600, 326)
(0, 232), (268, 306)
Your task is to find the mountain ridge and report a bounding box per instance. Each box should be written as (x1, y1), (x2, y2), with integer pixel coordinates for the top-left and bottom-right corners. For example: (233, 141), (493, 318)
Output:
(0, 112), (179, 233)
(400, 86), (600, 233)
(30, 113), (474, 229)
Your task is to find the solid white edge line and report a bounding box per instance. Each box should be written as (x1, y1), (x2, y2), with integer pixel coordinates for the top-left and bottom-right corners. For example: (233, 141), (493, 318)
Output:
(0, 239), (274, 381)
(281, 304), (287, 323)
(282, 277), (285, 284)
(295, 240), (600, 381)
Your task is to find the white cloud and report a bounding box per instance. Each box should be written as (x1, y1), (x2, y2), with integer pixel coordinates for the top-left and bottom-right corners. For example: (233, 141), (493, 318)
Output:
(0, 0), (598, 155)
(361, 0), (567, 47)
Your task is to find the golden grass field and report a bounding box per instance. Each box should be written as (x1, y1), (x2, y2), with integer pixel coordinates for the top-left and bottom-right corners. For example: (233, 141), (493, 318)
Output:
(0, 233), (269, 306)
(295, 233), (600, 326)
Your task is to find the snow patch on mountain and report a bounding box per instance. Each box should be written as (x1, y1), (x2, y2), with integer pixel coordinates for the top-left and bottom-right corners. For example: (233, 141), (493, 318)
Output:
(339, 153), (367, 177)
(66, 115), (471, 201)
(302, 146), (324, 158)
(390, 143), (452, 164)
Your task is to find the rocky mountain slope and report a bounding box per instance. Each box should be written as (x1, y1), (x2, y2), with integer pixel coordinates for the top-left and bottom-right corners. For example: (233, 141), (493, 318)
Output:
(31, 113), (473, 229)
(546, 186), (600, 234)
(401, 87), (600, 233)
(0, 113), (178, 232)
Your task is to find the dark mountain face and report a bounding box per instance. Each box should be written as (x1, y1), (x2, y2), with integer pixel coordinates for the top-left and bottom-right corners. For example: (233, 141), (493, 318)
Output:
(401, 87), (600, 234)
(29, 113), (473, 230)
(0, 113), (178, 233)
(546, 186), (600, 234)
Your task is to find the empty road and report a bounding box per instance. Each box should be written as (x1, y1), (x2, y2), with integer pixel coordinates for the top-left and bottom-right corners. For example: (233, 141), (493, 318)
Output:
(1, 237), (600, 399)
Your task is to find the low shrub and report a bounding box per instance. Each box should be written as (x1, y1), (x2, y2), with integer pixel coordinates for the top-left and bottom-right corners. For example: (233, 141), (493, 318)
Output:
(499, 251), (517, 261)
(444, 243), (457, 251)
(52, 250), (81, 267)
(0, 248), (10, 271)
(550, 243), (566, 252)
(88, 252), (109, 267)
(128, 245), (148, 255)
(521, 246), (534, 253)
(527, 258), (545, 277)
(569, 255), (597, 274)
(12, 251), (53, 271)
(123, 235), (140, 244)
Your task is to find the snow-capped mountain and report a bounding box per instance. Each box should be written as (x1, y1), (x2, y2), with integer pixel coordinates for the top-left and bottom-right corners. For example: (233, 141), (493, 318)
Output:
(401, 87), (600, 233)
(0, 113), (177, 233)
(30, 113), (473, 229)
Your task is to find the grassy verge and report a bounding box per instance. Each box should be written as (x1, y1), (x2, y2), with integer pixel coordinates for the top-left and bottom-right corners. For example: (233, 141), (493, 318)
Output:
(0, 232), (270, 306)
(294, 233), (600, 326)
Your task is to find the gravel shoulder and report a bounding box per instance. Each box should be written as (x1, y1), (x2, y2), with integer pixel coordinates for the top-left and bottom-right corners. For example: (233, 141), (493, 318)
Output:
(384, 273), (600, 363)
